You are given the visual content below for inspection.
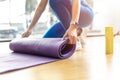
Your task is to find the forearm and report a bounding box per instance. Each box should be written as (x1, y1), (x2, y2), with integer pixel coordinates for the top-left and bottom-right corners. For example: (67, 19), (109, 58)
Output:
(28, 8), (44, 31)
(71, 0), (80, 23)
(63, 0), (81, 44)
(28, 0), (48, 31)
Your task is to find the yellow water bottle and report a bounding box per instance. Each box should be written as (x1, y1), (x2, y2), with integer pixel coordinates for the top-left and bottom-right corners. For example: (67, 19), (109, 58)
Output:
(105, 26), (114, 54)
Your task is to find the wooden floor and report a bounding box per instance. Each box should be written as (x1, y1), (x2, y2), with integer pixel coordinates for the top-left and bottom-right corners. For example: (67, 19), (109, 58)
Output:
(0, 36), (120, 80)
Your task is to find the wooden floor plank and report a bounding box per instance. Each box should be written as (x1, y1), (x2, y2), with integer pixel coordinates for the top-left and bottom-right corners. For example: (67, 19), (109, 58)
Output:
(0, 36), (120, 80)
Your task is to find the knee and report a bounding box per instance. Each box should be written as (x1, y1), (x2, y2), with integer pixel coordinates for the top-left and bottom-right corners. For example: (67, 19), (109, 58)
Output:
(79, 7), (94, 27)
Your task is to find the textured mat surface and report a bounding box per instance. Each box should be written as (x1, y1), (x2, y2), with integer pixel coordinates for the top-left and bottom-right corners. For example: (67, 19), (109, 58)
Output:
(0, 38), (75, 74)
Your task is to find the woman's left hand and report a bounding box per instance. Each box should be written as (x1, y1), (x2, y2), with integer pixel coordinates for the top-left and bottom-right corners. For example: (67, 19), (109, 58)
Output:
(63, 24), (77, 44)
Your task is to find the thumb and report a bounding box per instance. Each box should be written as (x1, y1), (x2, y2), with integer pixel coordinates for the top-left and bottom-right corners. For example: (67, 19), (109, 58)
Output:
(63, 32), (68, 40)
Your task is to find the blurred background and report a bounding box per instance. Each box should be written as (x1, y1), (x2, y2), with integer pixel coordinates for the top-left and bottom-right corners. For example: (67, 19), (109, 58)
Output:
(0, 0), (120, 41)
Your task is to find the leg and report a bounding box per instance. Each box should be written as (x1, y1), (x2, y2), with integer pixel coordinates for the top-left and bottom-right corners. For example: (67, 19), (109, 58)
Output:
(43, 22), (66, 38)
(49, 0), (94, 35)
(46, 0), (94, 49)
(78, 5), (94, 28)
(43, 0), (72, 38)
(49, 0), (72, 29)
(77, 5), (94, 37)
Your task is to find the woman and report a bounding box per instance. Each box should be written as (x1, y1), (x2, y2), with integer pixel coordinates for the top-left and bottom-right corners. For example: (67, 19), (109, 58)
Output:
(22, 0), (94, 45)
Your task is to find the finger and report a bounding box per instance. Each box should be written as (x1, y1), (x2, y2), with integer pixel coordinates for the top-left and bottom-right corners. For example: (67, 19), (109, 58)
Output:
(68, 37), (72, 44)
(69, 36), (76, 44)
(22, 33), (25, 38)
(68, 36), (73, 44)
(63, 32), (68, 40)
(63, 33), (71, 44)
(22, 33), (28, 38)
(73, 37), (77, 44)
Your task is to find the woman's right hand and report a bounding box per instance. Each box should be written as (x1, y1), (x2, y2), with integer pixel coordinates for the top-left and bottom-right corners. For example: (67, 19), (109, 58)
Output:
(22, 30), (32, 38)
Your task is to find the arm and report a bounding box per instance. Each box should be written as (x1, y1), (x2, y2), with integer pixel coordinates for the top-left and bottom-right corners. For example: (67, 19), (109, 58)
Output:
(22, 0), (48, 37)
(71, 0), (80, 24)
(63, 0), (80, 44)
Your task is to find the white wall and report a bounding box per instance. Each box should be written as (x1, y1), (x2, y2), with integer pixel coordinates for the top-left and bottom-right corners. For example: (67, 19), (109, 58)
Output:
(92, 0), (120, 33)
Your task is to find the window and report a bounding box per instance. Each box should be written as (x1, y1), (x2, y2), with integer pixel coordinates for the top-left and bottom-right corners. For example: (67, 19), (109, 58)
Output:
(0, 0), (57, 41)
(87, 0), (120, 36)
(1, 0), (119, 41)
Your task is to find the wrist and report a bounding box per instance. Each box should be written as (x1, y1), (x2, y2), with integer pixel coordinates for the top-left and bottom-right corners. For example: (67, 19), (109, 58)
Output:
(70, 22), (78, 29)
(26, 29), (32, 33)
(70, 21), (78, 27)
(28, 27), (33, 31)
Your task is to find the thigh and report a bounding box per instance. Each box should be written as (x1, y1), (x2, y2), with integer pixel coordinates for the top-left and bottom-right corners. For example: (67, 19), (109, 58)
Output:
(78, 0), (94, 28)
(49, 0), (72, 29)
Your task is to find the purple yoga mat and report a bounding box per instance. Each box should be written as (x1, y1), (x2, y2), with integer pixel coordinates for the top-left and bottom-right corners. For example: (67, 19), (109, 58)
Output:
(0, 38), (76, 74)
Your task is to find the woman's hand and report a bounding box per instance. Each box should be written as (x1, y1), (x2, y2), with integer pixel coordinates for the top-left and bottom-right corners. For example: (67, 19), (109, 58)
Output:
(22, 29), (32, 38)
(63, 24), (77, 44)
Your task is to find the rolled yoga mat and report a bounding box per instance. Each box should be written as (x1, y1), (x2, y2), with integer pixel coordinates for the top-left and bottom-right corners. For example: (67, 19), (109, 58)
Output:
(0, 38), (76, 74)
